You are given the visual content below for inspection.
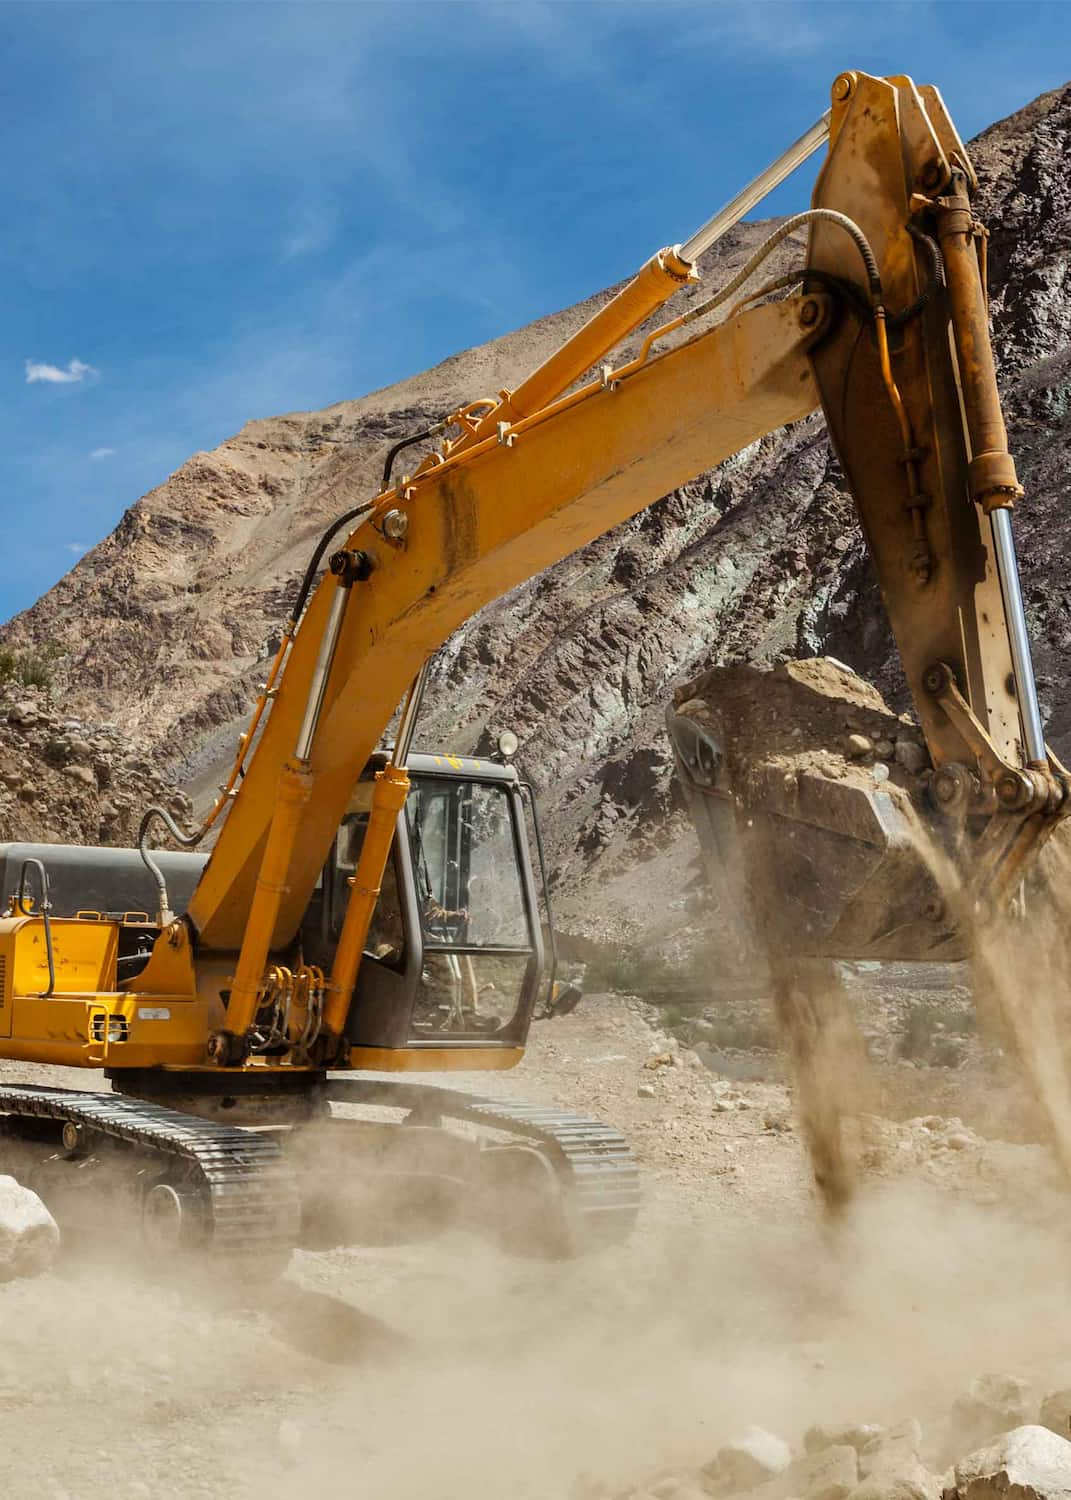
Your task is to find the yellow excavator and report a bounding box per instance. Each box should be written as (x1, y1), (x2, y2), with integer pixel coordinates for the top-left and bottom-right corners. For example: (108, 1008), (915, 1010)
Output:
(0, 71), (1064, 1263)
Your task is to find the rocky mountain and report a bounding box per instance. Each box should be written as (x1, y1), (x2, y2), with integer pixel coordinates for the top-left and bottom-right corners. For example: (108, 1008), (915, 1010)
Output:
(0, 677), (185, 851)
(4, 82), (1070, 945)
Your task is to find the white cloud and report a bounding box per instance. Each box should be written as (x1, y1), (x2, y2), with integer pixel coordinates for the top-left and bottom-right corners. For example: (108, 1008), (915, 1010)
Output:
(25, 357), (99, 385)
(89, 446), (116, 460)
(65, 542), (87, 555)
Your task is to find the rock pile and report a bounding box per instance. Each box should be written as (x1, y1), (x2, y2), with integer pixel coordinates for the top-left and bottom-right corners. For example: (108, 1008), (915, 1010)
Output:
(594, 1380), (1071, 1500)
(0, 682), (186, 848)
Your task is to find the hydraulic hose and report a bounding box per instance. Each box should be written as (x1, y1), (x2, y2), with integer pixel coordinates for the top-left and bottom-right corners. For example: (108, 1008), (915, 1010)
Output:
(676, 208), (884, 336)
(381, 420), (449, 490)
(138, 804), (203, 926)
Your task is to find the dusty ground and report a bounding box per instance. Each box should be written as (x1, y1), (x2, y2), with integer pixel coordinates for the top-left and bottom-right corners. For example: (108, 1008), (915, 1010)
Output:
(3, 995), (1071, 1500)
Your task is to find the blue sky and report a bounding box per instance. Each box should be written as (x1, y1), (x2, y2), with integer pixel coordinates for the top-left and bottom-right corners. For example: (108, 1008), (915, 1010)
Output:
(3, 0), (1068, 621)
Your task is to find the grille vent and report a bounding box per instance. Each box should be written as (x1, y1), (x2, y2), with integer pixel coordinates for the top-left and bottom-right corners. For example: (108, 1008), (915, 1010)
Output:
(89, 1014), (130, 1044)
(0, 955), (7, 1007)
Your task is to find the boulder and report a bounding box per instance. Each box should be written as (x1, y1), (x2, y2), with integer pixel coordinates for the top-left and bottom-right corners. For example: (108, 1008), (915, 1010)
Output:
(807, 1427), (886, 1457)
(860, 1421), (924, 1478)
(709, 1429), (793, 1492)
(951, 1376), (1036, 1453)
(949, 1425), (1071, 1500)
(0, 1175), (59, 1280)
(848, 1418), (941, 1500)
(708, 1444), (857, 1500)
(895, 739), (929, 775)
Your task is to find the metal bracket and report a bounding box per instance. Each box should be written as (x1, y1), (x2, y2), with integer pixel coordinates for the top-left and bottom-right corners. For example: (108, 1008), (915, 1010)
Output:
(923, 661), (1046, 813)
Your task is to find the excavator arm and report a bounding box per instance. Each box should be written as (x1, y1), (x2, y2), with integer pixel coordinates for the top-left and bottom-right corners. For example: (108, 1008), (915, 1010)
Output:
(177, 70), (1064, 1063)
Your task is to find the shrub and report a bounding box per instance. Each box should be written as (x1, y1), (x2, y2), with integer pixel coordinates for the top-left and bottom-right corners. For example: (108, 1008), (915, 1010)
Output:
(0, 643), (63, 692)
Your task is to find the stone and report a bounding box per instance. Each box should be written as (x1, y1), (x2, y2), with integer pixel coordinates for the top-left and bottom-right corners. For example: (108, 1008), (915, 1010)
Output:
(846, 734), (874, 759)
(711, 1444), (857, 1500)
(0, 1176), (59, 1280)
(950, 1425), (1071, 1500)
(1041, 1390), (1071, 1439)
(944, 1133), (973, 1151)
(895, 739), (929, 775)
(66, 765), (96, 788)
(872, 763), (891, 783)
(851, 1476), (938, 1500)
(637, 1084), (656, 1099)
(8, 701), (39, 726)
(806, 1426), (886, 1457)
(860, 1420), (923, 1476)
(852, 1421), (939, 1500)
(709, 1428), (792, 1492)
(951, 1376), (1036, 1451)
(875, 739), (896, 759)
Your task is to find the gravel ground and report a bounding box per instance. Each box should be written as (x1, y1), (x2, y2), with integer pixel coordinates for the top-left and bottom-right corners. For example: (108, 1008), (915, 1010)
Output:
(2, 996), (1071, 1500)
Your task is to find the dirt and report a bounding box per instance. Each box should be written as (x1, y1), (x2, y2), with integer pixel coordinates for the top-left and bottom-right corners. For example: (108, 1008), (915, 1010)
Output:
(672, 656), (930, 802)
(3, 994), (1071, 1500)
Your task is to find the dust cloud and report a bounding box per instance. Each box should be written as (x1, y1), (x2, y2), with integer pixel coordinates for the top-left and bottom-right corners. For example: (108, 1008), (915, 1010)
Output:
(6, 1136), (1071, 1500)
(253, 1189), (1071, 1500)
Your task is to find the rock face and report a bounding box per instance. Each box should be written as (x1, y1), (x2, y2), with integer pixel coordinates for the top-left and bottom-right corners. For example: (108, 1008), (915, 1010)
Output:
(0, 1175), (59, 1281)
(0, 682), (184, 849)
(4, 84), (1071, 933)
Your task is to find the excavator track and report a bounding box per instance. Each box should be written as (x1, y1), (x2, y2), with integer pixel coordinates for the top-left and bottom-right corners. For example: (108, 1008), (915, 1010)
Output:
(0, 1080), (639, 1266)
(0, 1084), (300, 1266)
(325, 1078), (642, 1253)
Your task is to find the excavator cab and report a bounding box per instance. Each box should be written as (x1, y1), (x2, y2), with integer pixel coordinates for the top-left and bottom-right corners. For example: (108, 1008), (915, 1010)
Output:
(302, 752), (549, 1053)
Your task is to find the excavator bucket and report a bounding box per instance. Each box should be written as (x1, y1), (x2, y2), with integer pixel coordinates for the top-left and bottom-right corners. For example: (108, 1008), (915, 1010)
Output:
(667, 657), (965, 966)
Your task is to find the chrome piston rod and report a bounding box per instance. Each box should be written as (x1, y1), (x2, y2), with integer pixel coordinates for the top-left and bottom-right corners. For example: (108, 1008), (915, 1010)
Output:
(393, 660), (430, 769)
(991, 506), (1047, 765)
(295, 579), (350, 763)
(679, 111), (832, 264)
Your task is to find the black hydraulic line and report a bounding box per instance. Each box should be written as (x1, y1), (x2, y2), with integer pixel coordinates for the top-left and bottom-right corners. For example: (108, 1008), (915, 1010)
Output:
(290, 502), (376, 629)
(381, 419), (449, 490)
(890, 225), (946, 327)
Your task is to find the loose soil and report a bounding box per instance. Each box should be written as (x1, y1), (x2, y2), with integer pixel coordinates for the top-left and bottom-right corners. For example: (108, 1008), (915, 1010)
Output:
(3, 993), (1071, 1500)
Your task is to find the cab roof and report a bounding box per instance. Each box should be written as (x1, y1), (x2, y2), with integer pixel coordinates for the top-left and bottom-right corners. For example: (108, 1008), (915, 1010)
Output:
(368, 749), (521, 783)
